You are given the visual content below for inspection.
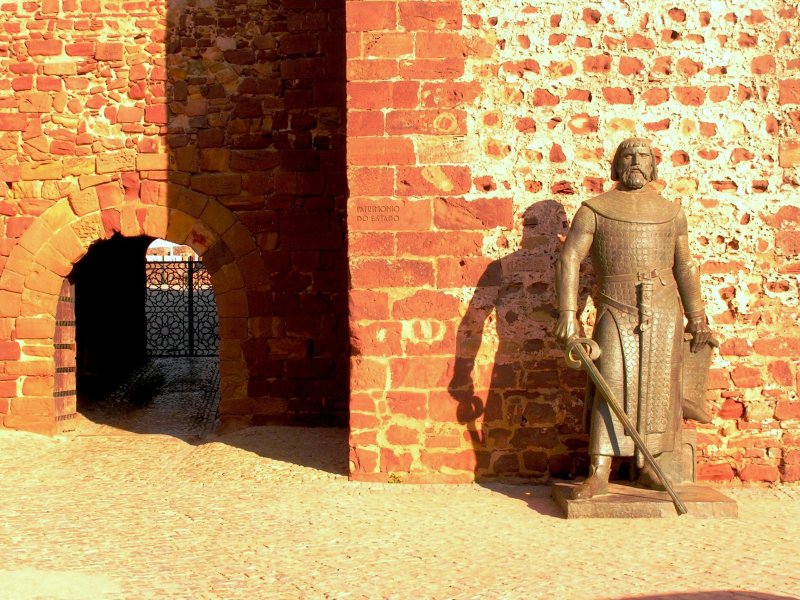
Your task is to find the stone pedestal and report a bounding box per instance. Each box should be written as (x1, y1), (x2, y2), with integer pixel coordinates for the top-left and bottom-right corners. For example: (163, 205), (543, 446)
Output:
(551, 482), (738, 519)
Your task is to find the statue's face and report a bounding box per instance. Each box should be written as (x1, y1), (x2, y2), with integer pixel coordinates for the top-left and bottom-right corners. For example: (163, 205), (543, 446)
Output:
(617, 145), (653, 190)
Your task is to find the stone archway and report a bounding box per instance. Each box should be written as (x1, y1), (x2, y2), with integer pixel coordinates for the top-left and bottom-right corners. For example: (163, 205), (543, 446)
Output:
(0, 189), (267, 435)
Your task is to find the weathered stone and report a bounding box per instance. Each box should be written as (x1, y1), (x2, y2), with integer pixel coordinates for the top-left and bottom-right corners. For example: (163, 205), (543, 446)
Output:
(190, 173), (242, 196)
(136, 153), (169, 171)
(19, 93), (53, 113)
(96, 150), (137, 174)
(20, 161), (63, 181)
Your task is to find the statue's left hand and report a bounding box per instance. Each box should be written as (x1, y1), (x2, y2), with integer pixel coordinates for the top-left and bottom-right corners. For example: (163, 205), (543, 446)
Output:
(686, 317), (712, 353)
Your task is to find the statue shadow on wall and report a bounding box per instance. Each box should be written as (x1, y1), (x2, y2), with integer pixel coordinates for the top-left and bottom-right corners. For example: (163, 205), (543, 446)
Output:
(448, 200), (593, 485)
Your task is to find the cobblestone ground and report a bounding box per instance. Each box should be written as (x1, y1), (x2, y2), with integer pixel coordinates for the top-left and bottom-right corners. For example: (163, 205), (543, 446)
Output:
(78, 357), (221, 438)
(1, 359), (799, 599)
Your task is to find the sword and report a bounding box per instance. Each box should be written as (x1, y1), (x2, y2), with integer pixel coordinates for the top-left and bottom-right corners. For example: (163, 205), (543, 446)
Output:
(564, 337), (688, 516)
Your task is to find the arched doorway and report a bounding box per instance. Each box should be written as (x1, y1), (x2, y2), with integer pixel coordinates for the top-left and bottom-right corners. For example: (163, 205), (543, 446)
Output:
(51, 234), (220, 437)
(0, 195), (264, 435)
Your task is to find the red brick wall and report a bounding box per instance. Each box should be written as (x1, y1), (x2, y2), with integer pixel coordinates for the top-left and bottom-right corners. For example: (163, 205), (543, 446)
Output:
(347, 1), (800, 483)
(0, 0), (349, 433)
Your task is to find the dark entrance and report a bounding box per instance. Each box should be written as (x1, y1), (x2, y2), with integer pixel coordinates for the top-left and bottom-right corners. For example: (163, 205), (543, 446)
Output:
(71, 234), (152, 401)
(65, 234), (221, 436)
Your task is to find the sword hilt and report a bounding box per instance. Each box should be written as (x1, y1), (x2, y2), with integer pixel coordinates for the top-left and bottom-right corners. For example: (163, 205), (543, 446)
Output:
(564, 337), (601, 370)
(638, 278), (654, 332)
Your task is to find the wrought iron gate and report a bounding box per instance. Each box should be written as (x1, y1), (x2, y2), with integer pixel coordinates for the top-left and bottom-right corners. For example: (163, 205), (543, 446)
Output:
(145, 259), (219, 356)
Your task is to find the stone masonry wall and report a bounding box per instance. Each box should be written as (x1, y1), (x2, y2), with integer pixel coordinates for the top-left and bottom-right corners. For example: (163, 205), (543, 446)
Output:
(347, 0), (800, 483)
(0, 0), (349, 433)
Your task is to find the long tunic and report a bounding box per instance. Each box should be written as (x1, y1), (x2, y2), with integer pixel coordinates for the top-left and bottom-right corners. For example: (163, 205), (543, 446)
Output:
(579, 192), (688, 458)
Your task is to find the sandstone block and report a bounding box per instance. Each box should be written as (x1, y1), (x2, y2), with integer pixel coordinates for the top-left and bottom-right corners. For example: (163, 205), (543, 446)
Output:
(66, 41), (95, 56)
(95, 42), (124, 61)
(0, 164), (21, 182)
(754, 337), (800, 356)
(396, 231), (482, 257)
(199, 149), (231, 172)
(386, 424), (420, 446)
(602, 87), (634, 104)
(348, 167), (393, 195)
(349, 290), (390, 321)
(396, 166), (471, 196)
(136, 153), (169, 171)
(775, 401), (800, 420)
(144, 104), (168, 124)
(739, 464), (781, 482)
(399, 2), (462, 31)
(96, 149), (136, 174)
(44, 62), (77, 76)
(347, 1), (396, 31)
(433, 197), (513, 229)
(26, 39), (62, 56)
(350, 259), (434, 288)
(348, 198), (432, 232)
(68, 188), (99, 216)
(731, 365), (763, 388)
(191, 173), (242, 196)
(19, 93), (53, 113)
(20, 161), (63, 181)
(779, 79), (800, 105)
(420, 449), (477, 472)
(96, 182), (123, 209)
(348, 136), (415, 166)
(779, 141), (800, 167)
(0, 341), (21, 360)
(350, 356), (389, 391)
(436, 256), (495, 288)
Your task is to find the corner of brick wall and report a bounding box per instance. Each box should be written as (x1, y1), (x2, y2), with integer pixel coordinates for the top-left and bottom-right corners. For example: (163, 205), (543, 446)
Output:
(346, 0), (800, 484)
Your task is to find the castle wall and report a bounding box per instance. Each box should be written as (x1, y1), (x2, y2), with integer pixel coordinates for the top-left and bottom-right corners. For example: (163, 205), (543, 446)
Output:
(346, 0), (800, 483)
(0, 0), (349, 433)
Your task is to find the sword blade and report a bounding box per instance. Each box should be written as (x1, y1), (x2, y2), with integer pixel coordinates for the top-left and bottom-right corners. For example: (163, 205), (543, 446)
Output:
(570, 340), (688, 516)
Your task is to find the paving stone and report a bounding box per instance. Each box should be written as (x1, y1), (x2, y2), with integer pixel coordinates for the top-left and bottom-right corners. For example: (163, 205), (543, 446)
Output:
(0, 358), (798, 598)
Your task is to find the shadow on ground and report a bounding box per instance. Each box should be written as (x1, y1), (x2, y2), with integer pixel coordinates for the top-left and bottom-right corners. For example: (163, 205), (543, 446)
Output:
(77, 356), (349, 477)
(479, 482), (563, 518)
(197, 425), (349, 479)
(616, 594), (797, 600)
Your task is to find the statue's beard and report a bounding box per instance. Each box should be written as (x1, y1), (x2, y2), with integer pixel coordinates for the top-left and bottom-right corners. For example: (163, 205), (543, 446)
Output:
(620, 168), (648, 190)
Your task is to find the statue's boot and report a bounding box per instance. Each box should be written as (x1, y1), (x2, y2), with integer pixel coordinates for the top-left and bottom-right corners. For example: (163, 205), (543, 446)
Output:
(570, 454), (612, 499)
(636, 460), (667, 491)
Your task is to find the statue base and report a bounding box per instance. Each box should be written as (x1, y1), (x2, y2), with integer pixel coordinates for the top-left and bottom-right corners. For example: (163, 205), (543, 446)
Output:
(551, 482), (737, 519)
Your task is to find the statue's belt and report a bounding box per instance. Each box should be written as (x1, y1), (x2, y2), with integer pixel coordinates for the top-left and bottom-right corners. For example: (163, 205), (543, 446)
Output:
(600, 267), (673, 285)
(597, 269), (676, 318)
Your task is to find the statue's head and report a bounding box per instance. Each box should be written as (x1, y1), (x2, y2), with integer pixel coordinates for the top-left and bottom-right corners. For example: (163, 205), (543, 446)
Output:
(610, 137), (657, 190)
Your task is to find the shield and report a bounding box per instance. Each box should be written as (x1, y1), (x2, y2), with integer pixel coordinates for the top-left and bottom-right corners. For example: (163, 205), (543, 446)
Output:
(682, 335), (719, 424)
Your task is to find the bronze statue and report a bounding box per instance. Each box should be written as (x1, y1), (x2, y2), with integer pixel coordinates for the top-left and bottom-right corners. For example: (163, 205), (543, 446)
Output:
(554, 137), (712, 499)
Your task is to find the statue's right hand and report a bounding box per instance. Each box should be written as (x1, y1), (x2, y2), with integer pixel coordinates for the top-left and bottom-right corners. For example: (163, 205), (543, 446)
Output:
(554, 312), (580, 346)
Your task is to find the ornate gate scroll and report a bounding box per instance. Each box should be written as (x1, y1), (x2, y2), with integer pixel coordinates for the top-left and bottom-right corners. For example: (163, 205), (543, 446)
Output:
(145, 258), (219, 357)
